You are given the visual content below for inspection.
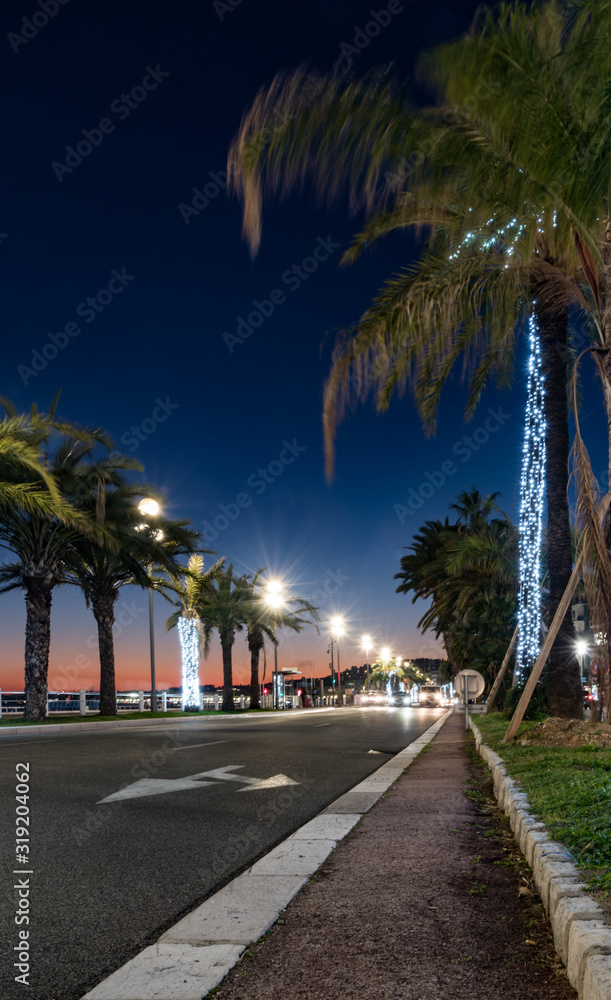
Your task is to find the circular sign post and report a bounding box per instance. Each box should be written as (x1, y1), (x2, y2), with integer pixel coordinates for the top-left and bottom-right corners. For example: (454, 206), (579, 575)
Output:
(454, 669), (486, 730)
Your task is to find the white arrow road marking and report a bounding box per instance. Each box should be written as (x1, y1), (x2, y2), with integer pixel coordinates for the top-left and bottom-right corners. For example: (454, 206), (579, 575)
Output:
(193, 765), (299, 792)
(96, 765), (298, 804)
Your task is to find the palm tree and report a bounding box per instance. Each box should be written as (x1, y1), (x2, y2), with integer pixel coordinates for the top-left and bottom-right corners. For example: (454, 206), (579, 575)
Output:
(240, 570), (320, 709)
(0, 412), (70, 517)
(67, 476), (202, 715)
(226, 3), (607, 716)
(0, 407), (111, 719)
(396, 489), (518, 694)
(195, 565), (249, 711)
(166, 554), (226, 710)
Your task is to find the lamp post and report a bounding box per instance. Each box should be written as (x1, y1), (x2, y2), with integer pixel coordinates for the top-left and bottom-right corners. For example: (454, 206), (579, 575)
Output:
(264, 580), (284, 710)
(330, 617), (345, 706)
(138, 497), (161, 713)
(362, 634), (372, 692)
(576, 638), (589, 684)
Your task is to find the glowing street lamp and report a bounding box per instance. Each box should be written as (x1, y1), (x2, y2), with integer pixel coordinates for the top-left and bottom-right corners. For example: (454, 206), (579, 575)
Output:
(380, 646), (391, 664)
(138, 497), (161, 712)
(329, 617), (345, 706)
(362, 634), (372, 691)
(264, 581), (285, 709)
(576, 638), (589, 681)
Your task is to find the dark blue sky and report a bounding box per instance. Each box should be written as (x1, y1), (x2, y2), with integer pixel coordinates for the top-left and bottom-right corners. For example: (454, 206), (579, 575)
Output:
(1, 0), (605, 689)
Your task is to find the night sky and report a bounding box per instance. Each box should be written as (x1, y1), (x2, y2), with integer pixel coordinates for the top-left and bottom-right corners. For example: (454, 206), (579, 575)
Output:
(0, 0), (606, 692)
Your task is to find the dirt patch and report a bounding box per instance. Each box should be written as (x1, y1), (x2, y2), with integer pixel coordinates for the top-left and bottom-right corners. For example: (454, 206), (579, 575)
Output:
(519, 717), (611, 748)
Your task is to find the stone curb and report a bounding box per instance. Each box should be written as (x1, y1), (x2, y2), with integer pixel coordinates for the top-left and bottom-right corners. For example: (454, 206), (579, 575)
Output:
(470, 717), (611, 999)
(81, 709), (454, 1000)
(0, 707), (336, 739)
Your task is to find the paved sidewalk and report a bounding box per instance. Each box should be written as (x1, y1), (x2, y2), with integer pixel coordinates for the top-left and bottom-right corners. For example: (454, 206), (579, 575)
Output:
(213, 714), (574, 1000)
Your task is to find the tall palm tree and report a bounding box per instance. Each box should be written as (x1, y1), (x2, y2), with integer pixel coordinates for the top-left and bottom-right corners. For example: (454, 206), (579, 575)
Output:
(240, 569), (320, 708)
(166, 553), (226, 710)
(196, 565), (250, 711)
(0, 407), (111, 719)
(0, 412), (70, 517)
(67, 477), (202, 715)
(226, 2), (607, 716)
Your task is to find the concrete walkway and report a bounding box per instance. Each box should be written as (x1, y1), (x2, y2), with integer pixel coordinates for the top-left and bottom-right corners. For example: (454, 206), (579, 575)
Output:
(212, 714), (574, 1000)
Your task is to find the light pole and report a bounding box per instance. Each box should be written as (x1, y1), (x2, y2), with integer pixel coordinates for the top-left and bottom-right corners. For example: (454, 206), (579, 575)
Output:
(330, 617), (345, 706)
(138, 497), (161, 713)
(362, 634), (372, 691)
(263, 580), (284, 710)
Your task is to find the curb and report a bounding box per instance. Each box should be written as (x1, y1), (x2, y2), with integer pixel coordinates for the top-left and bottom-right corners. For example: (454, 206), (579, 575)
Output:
(81, 709), (453, 999)
(0, 707), (337, 739)
(470, 717), (611, 999)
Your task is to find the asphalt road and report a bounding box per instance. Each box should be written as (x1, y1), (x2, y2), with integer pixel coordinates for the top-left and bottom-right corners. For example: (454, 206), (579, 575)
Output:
(0, 706), (444, 1000)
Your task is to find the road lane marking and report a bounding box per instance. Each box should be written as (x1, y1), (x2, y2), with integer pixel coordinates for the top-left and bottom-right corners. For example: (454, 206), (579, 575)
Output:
(0, 739), (55, 747)
(170, 741), (228, 751)
(97, 765), (299, 804)
(314, 723), (330, 727)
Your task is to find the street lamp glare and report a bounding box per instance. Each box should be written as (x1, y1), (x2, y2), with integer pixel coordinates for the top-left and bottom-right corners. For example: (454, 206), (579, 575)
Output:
(576, 639), (589, 657)
(266, 592), (284, 609)
(139, 498), (160, 518)
(362, 634), (372, 648)
(330, 616), (345, 637)
(264, 580), (284, 609)
(381, 646), (391, 661)
(266, 580), (283, 594)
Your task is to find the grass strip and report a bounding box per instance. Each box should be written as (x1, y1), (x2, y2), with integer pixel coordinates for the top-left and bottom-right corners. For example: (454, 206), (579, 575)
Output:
(476, 714), (611, 895)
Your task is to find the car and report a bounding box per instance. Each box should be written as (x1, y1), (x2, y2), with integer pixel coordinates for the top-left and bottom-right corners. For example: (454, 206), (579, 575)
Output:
(418, 684), (443, 707)
(388, 691), (409, 707)
(359, 690), (388, 705)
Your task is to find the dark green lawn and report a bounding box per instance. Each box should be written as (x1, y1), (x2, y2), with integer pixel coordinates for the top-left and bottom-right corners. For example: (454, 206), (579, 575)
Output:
(476, 714), (611, 893)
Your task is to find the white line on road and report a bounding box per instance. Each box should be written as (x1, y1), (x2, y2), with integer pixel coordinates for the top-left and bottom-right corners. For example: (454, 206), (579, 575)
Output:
(0, 739), (56, 747)
(170, 741), (228, 751)
(314, 724), (331, 727)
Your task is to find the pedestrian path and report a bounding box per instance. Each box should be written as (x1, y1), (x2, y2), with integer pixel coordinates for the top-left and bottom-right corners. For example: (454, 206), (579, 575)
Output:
(212, 714), (574, 1000)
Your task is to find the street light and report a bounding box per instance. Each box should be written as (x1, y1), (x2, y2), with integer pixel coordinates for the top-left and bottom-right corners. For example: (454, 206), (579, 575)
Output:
(576, 638), (589, 682)
(138, 497), (161, 712)
(380, 646), (391, 663)
(330, 616), (345, 706)
(263, 581), (284, 709)
(362, 634), (372, 692)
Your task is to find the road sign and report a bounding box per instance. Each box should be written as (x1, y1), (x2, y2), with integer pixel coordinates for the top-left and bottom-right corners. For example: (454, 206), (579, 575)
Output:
(454, 670), (485, 698)
(454, 669), (486, 731)
(96, 765), (299, 804)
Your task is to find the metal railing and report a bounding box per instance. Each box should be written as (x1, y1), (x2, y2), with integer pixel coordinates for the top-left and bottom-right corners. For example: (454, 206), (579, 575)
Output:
(0, 690), (255, 718)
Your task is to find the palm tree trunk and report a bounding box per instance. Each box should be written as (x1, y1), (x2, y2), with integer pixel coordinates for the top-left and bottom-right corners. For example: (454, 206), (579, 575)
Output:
(247, 629), (263, 709)
(24, 581), (52, 720)
(221, 629), (235, 711)
(537, 293), (582, 718)
(92, 594), (117, 716)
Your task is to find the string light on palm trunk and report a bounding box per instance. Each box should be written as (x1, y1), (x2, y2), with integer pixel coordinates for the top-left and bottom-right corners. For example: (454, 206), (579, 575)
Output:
(178, 615), (201, 710)
(515, 314), (546, 682)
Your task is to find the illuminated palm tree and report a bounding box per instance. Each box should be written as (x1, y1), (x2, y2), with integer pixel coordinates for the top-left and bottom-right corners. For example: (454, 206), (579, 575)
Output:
(167, 554), (225, 710)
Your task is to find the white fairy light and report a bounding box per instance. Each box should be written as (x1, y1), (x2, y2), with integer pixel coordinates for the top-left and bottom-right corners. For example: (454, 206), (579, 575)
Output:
(178, 615), (201, 710)
(515, 314), (546, 682)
